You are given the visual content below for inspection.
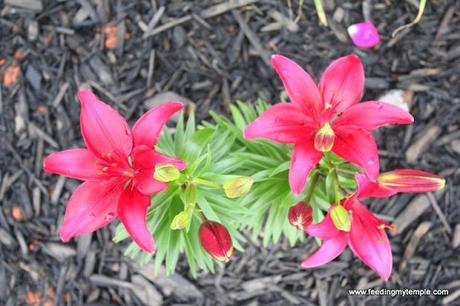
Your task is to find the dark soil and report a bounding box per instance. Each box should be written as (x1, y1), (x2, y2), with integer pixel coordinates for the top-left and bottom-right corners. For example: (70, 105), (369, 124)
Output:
(1, 0), (459, 305)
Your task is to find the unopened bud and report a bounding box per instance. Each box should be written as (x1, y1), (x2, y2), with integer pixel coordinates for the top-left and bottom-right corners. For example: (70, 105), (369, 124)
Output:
(330, 205), (351, 232)
(223, 176), (253, 198)
(154, 163), (180, 182)
(170, 211), (191, 230)
(199, 221), (233, 262)
(378, 169), (445, 193)
(288, 202), (313, 231)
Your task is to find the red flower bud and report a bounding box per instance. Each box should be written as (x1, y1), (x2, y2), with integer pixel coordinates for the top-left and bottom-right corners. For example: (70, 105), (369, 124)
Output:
(288, 202), (313, 231)
(199, 221), (233, 263)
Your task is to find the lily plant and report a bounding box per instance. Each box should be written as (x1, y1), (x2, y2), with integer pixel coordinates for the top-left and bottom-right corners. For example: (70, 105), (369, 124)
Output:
(43, 54), (444, 280)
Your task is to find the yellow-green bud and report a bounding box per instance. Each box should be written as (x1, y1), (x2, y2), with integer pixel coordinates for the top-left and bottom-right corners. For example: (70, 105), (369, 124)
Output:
(223, 176), (253, 199)
(330, 205), (351, 232)
(154, 163), (180, 182)
(170, 211), (191, 230)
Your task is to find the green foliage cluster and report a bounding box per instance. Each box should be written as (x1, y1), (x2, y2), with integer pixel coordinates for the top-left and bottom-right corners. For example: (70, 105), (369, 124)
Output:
(113, 100), (359, 275)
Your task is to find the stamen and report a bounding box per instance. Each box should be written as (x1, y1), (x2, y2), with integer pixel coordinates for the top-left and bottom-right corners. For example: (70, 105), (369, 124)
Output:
(378, 223), (397, 234)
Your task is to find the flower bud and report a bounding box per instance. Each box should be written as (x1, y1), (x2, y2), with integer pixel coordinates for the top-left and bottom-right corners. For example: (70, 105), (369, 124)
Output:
(170, 211), (191, 230)
(330, 205), (351, 232)
(223, 176), (253, 199)
(377, 169), (445, 193)
(314, 123), (335, 152)
(288, 202), (313, 231)
(154, 163), (180, 182)
(199, 221), (233, 262)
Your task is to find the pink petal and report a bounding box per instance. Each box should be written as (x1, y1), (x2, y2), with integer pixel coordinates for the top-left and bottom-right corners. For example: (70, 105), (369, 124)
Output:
(349, 202), (392, 281)
(43, 148), (102, 181)
(59, 179), (122, 242)
(134, 168), (168, 195)
(332, 127), (379, 181)
(271, 55), (322, 120)
(318, 54), (364, 113)
(132, 145), (186, 171)
(355, 173), (396, 199)
(132, 102), (184, 148)
(301, 232), (349, 268)
(347, 21), (380, 49)
(244, 103), (315, 144)
(289, 141), (322, 195)
(333, 101), (414, 131)
(118, 187), (155, 253)
(378, 169), (445, 193)
(78, 89), (132, 164)
(306, 210), (340, 240)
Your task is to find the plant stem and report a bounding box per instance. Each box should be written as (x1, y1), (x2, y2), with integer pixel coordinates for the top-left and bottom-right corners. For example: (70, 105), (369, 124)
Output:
(332, 168), (341, 205)
(305, 171), (319, 203)
(193, 177), (222, 189)
(313, 0), (328, 26)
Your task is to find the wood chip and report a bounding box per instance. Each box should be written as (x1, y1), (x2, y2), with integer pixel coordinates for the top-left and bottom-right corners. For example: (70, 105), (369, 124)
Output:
(400, 221), (431, 271)
(232, 10), (270, 66)
(393, 195), (431, 234)
(201, 0), (259, 19)
(130, 275), (163, 306)
(405, 125), (442, 163)
(451, 224), (460, 248)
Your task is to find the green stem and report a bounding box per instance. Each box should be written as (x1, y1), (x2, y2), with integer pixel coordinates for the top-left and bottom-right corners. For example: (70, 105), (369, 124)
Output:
(193, 178), (222, 189)
(332, 168), (341, 205)
(305, 171), (319, 203)
(323, 153), (341, 205)
(335, 168), (356, 176)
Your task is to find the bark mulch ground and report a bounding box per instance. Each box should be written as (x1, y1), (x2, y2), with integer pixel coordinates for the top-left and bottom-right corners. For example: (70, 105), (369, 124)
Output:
(0, 0), (459, 305)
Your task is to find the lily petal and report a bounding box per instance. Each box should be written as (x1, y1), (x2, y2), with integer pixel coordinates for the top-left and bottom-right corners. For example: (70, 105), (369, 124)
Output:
(306, 210), (340, 240)
(118, 187), (155, 253)
(134, 168), (168, 195)
(347, 21), (380, 49)
(132, 101), (184, 148)
(334, 101), (414, 130)
(271, 55), (322, 119)
(333, 127), (379, 181)
(59, 179), (121, 242)
(78, 89), (132, 163)
(318, 54), (364, 113)
(132, 145), (186, 171)
(349, 202), (392, 281)
(244, 103), (315, 144)
(43, 148), (101, 180)
(289, 141), (322, 195)
(301, 232), (349, 268)
(355, 173), (396, 199)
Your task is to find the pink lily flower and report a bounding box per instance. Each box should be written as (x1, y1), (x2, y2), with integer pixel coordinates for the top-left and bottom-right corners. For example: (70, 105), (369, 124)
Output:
(302, 198), (393, 280)
(43, 90), (186, 253)
(244, 54), (414, 195)
(356, 169), (445, 198)
(302, 169), (444, 280)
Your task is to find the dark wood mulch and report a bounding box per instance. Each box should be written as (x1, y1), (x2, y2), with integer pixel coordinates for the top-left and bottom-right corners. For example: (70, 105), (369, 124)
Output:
(1, 0), (459, 305)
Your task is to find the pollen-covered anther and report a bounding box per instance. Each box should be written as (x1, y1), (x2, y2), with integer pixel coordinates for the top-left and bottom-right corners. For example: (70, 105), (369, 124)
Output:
(314, 122), (335, 152)
(378, 223), (397, 234)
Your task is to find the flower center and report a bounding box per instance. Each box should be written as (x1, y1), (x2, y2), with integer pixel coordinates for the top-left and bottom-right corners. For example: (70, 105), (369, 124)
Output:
(314, 123), (335, 152)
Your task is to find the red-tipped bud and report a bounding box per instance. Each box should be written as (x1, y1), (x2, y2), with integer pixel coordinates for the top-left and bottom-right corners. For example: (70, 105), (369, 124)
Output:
(199, 221), (233, 263)
(377, 169), (445, 193)
(288, 202), (313, 231)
